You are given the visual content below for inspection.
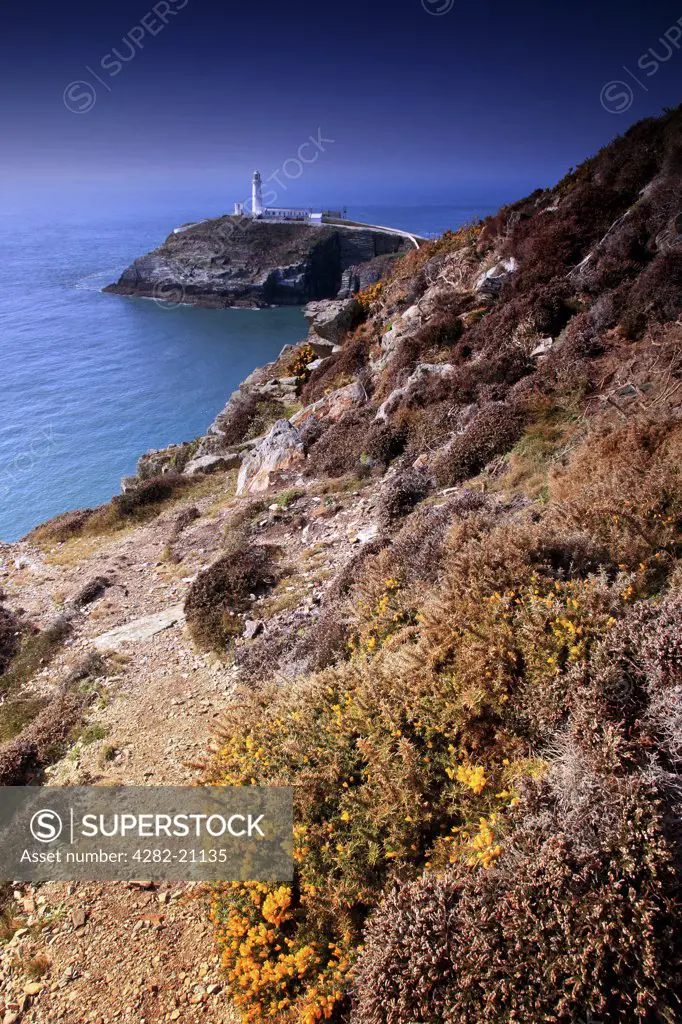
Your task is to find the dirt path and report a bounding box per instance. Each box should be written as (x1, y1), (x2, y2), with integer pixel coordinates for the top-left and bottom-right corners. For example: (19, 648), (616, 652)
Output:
(0, 495), (234, 1024)
(0, 475), (375, 1024)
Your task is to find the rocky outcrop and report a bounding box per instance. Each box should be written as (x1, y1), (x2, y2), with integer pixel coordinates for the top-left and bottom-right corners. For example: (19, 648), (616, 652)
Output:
(184, 453), (241, 475)
(337, 252), (401, 298)
(236, 420), (305, 495)
(303, 298), (363, 343)
(291, 382), (365, 428)
(474, 256), (518, 295)
(104, 219), (412, 309)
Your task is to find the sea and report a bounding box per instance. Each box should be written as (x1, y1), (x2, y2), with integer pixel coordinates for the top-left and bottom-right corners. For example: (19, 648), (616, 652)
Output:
(0, 197), (497, 542)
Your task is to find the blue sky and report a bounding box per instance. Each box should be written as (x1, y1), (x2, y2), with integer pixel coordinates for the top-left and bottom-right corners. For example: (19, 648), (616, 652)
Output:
(2, 0), (681, 208)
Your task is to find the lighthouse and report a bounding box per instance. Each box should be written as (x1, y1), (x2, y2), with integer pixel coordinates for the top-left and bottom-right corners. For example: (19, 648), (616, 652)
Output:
(251, 170), (264, 216)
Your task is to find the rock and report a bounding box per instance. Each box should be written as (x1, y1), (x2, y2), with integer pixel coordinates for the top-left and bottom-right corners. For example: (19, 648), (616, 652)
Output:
(474, 257), (518, 295)
(354, 525), (379, 544)
(71, 908), (87, 929)
(93, 605), (186, 650)
(105, 222), (411, 309)
(243, 619), (264, 640)
(23, 982), (43, 996)
(291, 382), (365, 428)
(303, 298), (363, 343)
(3, 1013), (20, 1024)
(617, 384), (638, 398)
(307, 336), (335, 358)
(530, 337), (554, 357)
(184, 453), (241, 476)
(375, 364), (455, 422)
(236, 420), (305, 496)
(371, 302), (422, 371)
(136, 443), (188, 480)
(337, 251), (401, 298)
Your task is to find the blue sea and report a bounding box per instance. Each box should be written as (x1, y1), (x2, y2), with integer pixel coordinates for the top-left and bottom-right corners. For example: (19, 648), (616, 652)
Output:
(0, 196), (496, 542)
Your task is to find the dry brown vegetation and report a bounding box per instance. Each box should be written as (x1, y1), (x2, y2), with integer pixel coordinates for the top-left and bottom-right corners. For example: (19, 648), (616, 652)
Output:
(202, 106), (682, 1024)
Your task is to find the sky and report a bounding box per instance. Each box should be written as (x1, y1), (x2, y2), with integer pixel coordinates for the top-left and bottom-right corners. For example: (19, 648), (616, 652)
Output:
(1, 0), (682, 210)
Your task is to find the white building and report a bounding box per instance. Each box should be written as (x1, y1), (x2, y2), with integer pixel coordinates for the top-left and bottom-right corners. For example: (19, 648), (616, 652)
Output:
(233, 171), (342, 224)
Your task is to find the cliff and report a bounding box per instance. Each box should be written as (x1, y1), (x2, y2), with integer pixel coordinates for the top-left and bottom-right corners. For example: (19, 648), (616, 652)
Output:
(2, 107), (682, 1023)
(103, 217), (413, 308)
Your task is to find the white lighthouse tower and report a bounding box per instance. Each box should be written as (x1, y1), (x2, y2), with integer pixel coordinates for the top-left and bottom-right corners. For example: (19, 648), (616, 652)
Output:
(251, 170), (264, 216)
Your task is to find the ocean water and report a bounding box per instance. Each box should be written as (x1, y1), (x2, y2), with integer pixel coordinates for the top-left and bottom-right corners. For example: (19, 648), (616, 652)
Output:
(0, 197), (495, 543)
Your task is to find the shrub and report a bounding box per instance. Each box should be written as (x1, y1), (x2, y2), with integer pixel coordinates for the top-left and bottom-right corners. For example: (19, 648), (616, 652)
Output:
(71, 576), (110, 609)
(377, 469), (429, 529)
(0, 605), (22, 675)
(619, 253), (682, 338)
(184, 543), (277, 651)
(112, 472), (190, 519)
(302, 337), (371, 406)
(287, 344), (319, 388)
(432, 402), (524, 486)
(550, 418), (682, 574)
(213, 392), (259, 446)
(25, 506), (96, 545)
(304, 410), (376, 479)
(0, 652), (104, 782)
(355, 781), (679, 1024)
(0, 616), (72, 701)
(170, 505), (201, 538)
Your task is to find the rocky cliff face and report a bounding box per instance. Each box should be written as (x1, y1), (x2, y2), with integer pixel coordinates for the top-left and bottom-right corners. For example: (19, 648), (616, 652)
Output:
(104, 217), (411, 308)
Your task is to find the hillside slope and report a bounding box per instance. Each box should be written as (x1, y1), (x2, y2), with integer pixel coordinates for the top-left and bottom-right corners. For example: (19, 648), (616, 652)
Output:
(1, 106), (681, 1024)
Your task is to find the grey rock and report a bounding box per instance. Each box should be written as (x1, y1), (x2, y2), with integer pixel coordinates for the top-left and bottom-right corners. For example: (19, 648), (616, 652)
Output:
(303, 298), (362, 343)
(184, 453), (241, 476)
(474, 257), (518, 295)
(93, 605), (186, 650)
(236, 420), (305, 496)
(307, 336), (336, 358)
(354, 525), (379, 545)
(376, 363), (455, 421)
(530, 337), (554, 357)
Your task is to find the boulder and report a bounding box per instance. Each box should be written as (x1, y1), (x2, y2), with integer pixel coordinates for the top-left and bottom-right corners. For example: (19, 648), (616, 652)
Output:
(474, 257), (518, 296)
(303, 298), (362, 343)
(184, 453), (241, 476)
(93, 605), (186, 650)
(307, 335), (336, 358)
(236, 420), (305, 495)
(291, 382), (365, 428)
